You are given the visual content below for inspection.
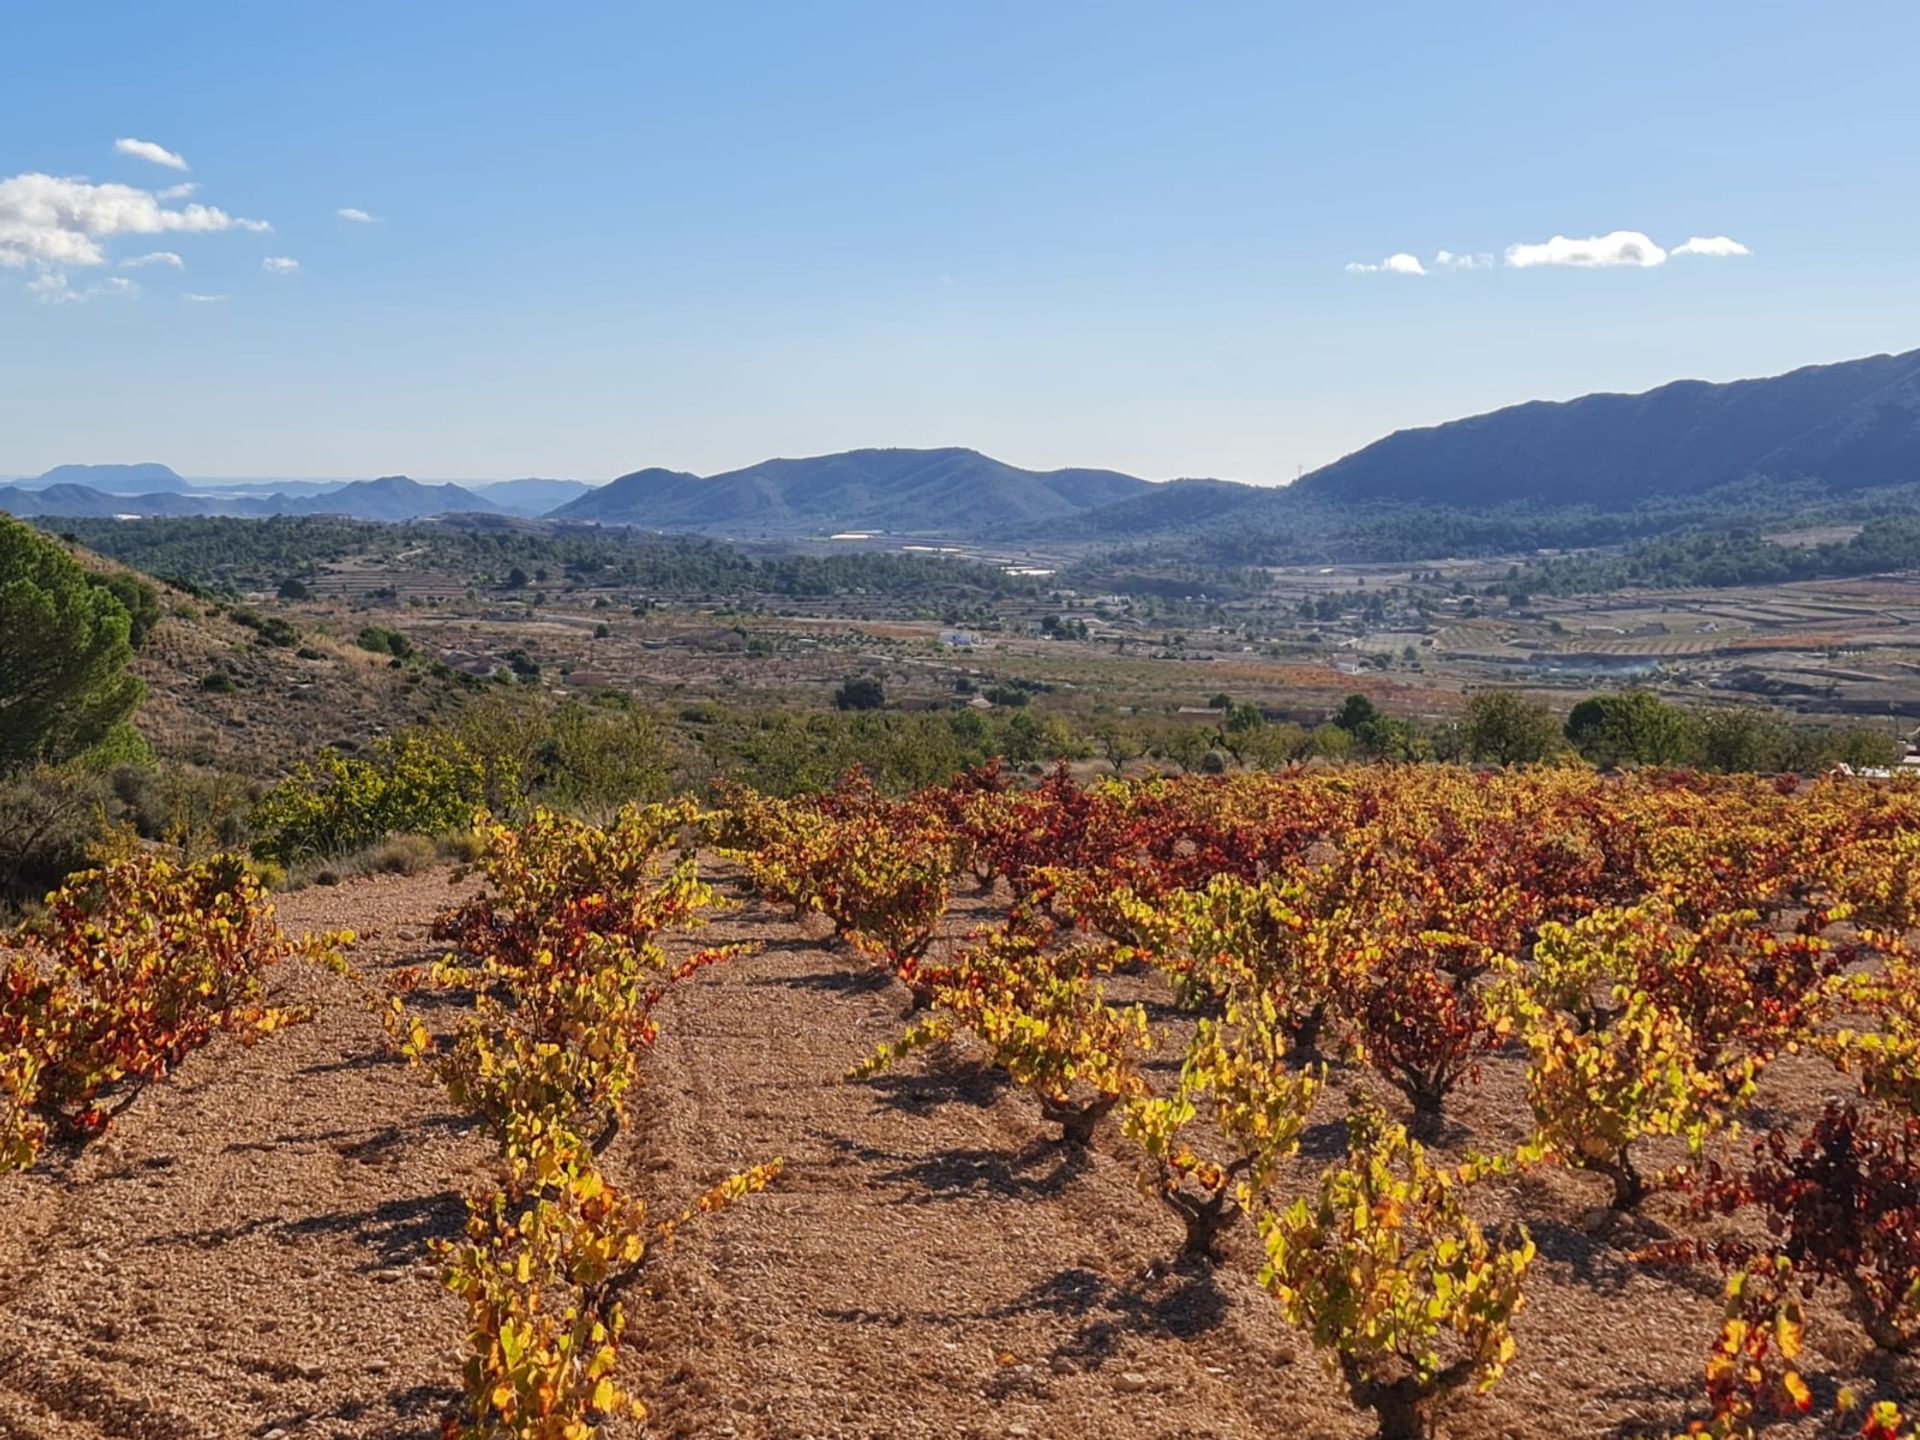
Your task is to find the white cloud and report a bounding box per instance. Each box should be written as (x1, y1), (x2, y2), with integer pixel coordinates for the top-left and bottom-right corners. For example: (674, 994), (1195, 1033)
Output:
(1345, 251), (1427, 276)
(261, 255), (300, 273)
(184, 292), (228, 303)
(114, 137), (189, 172)
(29, 272), (140, 304)
(0, 171), (270, 268)
(1434, 249), (1492, 271)
(1673, 235), (1752, 258)
(1505, 230), (1668, 268)
(120, 250), (183, 269)
(336, 207), (379, 224)
(158, 182), (198, 200)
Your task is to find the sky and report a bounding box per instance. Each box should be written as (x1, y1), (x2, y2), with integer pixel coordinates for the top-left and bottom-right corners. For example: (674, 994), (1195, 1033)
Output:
(3, 2), (1918, 484)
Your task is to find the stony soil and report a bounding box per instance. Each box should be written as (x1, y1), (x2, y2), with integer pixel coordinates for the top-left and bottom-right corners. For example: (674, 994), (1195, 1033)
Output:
(0, 864), (1912, 1440)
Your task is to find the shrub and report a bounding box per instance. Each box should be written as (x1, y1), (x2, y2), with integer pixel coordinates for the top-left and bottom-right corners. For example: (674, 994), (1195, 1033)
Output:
(1828, 955), (1920, 1117)
(438, 1152), (778, 1439)
(112, 762), (255, 859)
(533, 702), (674, 813)
(1685, 1258), (1812, 1437)
(1688, 1104), (1920, 1353)
(252, 728), (487, 862)
(356, 624), (413, 660)
(854, 924), (1152, 1146)
(0, 763), (117, 898)
(1354, 956), (1509, 1139)
(834, 675), (886, 711)
(230, 607), (301, 648)
(356, 833), (438, 876)
(0, 852), (347, 1170)
(1181, 876), (1346, 1055)
(1521, 988), (1746, 1209)
(1124, 998), (1322, 1258)
(199, 672), (238, 693)
(411, 800), (725, 1163)
(1259, 1100), (1534, 1440)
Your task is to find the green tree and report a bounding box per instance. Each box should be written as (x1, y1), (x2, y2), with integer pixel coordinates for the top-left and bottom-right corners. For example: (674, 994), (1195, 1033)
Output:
(88, 572), (160, 649)
(1695, 706), (1789, 773)
(1237, 721), (1311, 770)
(1820, 725), (1903, 771)
(834, 675), (886, 711)
(1225, 702), (1266, 735)
(1156, 723), (1214, 773)
(1333, 693), (1380, 734)
(1093, 719), (1145, 774)
(1563, 690), (1697, 768)
(1304, 723), (1355, 762)
(1458, 690), (1560, 766)
(0, 517), (144, 773)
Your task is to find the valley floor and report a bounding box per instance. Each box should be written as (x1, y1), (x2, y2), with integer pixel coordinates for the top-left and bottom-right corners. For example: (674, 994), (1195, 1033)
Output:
(0, 867), (1907, 1440)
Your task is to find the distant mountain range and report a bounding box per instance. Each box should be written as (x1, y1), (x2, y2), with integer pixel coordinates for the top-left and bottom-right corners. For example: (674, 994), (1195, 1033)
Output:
(1298, 348), (1920, 507)
(0, 475), (506, 522)
(0, 473), (596, 522)
(33, 462), (192, 495)
(552, 350), (1920, 536)
(552, 448), (1149, 532)
(10, 348), (1920, 542)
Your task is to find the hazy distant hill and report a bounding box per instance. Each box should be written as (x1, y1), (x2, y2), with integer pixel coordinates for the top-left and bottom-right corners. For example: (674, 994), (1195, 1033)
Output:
(1000, 476), (1281, 541)
(0, 484), (206, 518)
(471, 478), (596, 515)
(278, 476), (502, 521)
(0, 475), (502, 523)
(31, 462), (191, 495)
(1297, 348), (1920, 507)
(551, 448), (1151, 532)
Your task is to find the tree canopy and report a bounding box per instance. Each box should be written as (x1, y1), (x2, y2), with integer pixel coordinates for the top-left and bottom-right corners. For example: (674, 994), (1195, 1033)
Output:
(0, 518), (144, 772)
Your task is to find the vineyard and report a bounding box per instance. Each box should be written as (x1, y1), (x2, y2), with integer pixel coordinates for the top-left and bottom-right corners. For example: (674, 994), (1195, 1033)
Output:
(2, 763), (1919, 1439)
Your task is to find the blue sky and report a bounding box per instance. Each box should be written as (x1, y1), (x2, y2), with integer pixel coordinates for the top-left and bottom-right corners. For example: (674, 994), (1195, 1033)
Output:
(3, 2), (1917, 483)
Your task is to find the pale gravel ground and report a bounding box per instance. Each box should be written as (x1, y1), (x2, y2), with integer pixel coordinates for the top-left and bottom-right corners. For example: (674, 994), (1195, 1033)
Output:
(0, 864), (1910, 1439)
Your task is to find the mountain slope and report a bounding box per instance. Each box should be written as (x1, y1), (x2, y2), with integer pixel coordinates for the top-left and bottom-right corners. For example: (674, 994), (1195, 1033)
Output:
(277, 476), (502, 521)
(551, 467), (711, 524)
(550, 448), (1152, 532)
(1003, 476), (1281, 541)
(1298, 348), (1920, 507)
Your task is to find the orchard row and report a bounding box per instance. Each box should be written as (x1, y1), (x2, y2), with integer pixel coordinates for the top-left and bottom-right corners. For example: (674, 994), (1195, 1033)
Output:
(7, 763), (1920, 1439)
(719, 762), (1920, 1440)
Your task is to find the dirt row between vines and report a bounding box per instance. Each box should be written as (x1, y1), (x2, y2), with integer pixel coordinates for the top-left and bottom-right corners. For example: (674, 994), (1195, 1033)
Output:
(0, 863), (1910, 1440)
